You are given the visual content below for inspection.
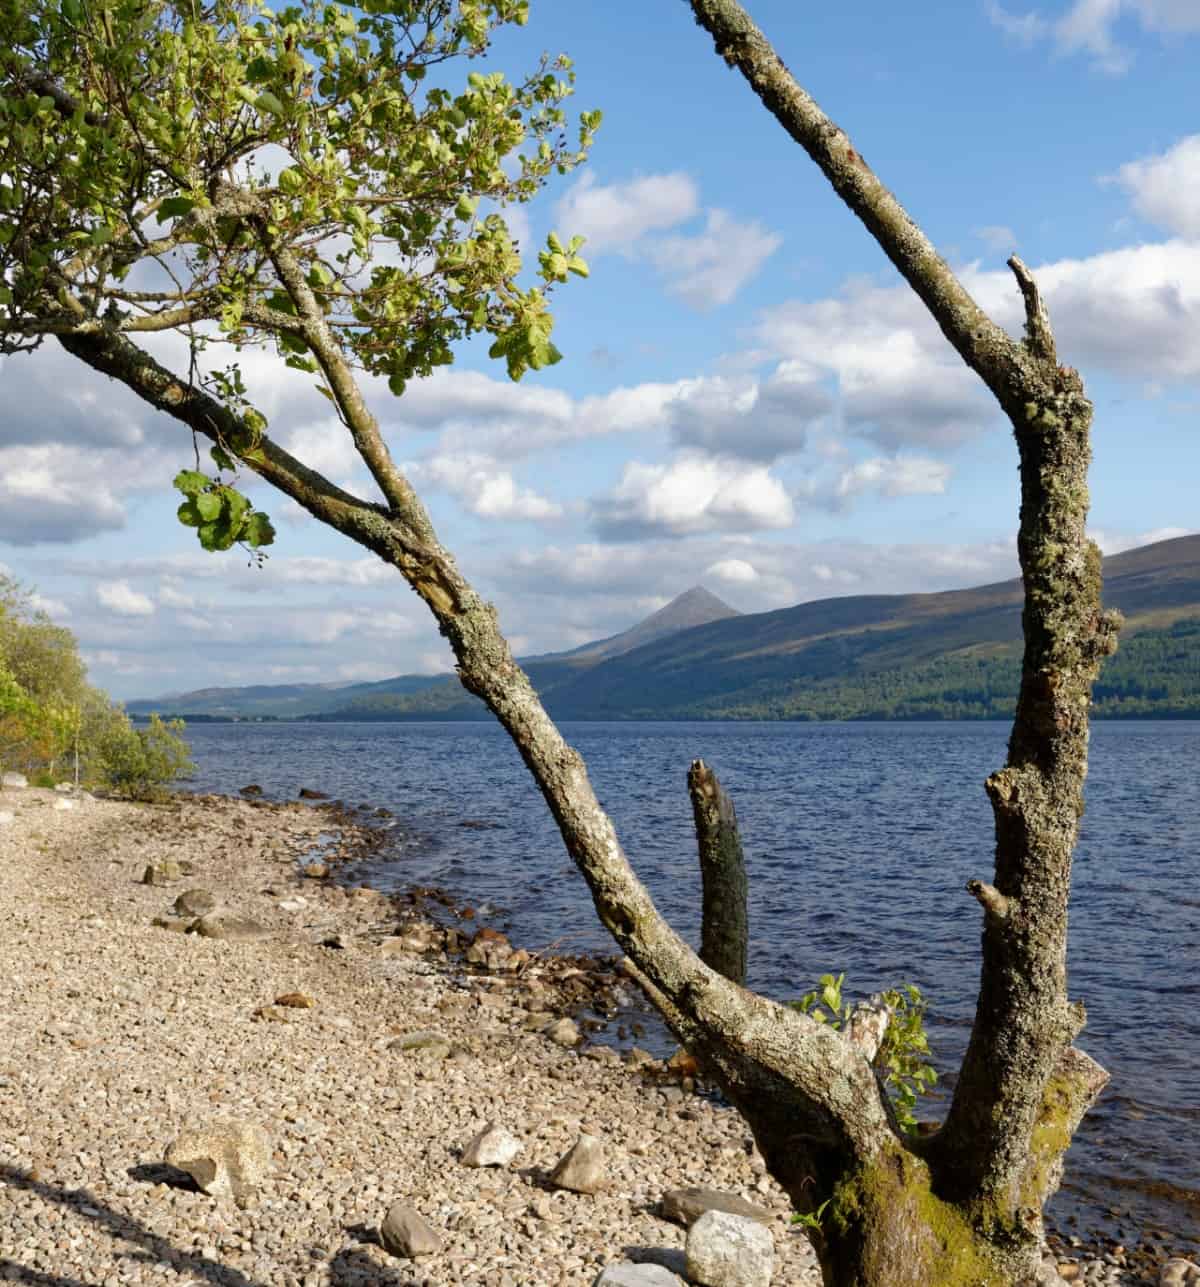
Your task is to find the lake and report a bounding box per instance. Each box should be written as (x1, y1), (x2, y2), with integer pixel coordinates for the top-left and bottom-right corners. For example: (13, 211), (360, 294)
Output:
(179, 719), (1199, 1252)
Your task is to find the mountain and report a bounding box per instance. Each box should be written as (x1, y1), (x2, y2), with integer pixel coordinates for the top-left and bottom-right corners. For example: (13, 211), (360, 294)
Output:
(126, 586), (739, 719)
(128, 535), (1200, 722)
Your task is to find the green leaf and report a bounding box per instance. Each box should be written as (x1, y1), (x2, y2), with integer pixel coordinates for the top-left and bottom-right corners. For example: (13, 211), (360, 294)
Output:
(388, 373), (406, 397)
(159, 196), (196, 220)
(242, 512), (276, 548)
(173, 469), (209, 497)
(89, 225), (115, 246)
(195, 492), (222, 522)
(210, 444), (236, 472)
(176, 500), (201, 528)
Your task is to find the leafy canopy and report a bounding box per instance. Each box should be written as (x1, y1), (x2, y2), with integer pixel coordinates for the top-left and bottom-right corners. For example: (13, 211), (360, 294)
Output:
(1, 0), (597, 550)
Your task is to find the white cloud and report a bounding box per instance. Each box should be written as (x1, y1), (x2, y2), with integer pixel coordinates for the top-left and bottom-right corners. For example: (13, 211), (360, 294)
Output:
(759, 279), (995, 449)
(28, 592), (70, 619)
(1111, 135), (1200, 238)
(591, 455), (794, 540)
(158, 581), (196, 609)
(554, 173), (779, 308)
(976, 224), (1018, 253)
(644, 210), (782, 310)
(705, 558), (759, 584)
(96, 580), (155, 617)
(413, 453), (564, 521)
(0, 445), (128, 544)
(555, 171), (699, 254)
(988, 0), (1200, 73)
(836, 455), (953, 500)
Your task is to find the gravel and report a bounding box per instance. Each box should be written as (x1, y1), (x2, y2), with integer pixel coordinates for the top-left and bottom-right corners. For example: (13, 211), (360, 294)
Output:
(0, 786), (1188, 1286)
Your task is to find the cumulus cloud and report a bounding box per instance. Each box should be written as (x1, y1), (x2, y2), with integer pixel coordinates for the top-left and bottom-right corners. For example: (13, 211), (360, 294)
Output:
(643, 210), (783, 310)
(835, 455), (953, 501)
(988, 0), (1200, 73)
(413, 453), (564, 521)
(96, 580), (155, 617)
(554, 172), (779, 308)
(1110, 135), (1200, 238)
(591, 455), (794, 540)
(759, 279), (995, 449)
(555, 171), (700, 254)
(0, 445), (128, 545)
(705, 558), (759, 584)
(976, 225), (1019, 253)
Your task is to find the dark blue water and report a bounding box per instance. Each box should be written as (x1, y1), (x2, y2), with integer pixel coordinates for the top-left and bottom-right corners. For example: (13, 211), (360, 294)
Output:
(181, 720), (1199, 1250)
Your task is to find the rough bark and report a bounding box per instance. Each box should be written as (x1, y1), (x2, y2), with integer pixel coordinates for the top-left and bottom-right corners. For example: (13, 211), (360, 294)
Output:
(688, 758), (749, 986)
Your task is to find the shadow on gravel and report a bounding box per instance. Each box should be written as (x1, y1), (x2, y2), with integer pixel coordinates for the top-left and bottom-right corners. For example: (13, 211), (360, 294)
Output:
(127, 1161), (200, 1191)
(0, 1163), (256, 1287)
(329, 1244), (411, 1285)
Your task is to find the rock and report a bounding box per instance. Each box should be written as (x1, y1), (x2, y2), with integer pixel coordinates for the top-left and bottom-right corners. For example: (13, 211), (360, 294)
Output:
(52, 798), (76, 811)
(594, 1264), (685, 1286)
(685, 1210), (774, 1287)
(142, 860), (185, 886)
(150, 916), (192, 933)
(277, 897), (307, 912)
(389, 1030), (453, 1059)
(274, 992), (314, 1009)
(53, 782), (73, 793)
(379, 1202), (442, 1258)
(252, 1005), (292, 1023)
(550, 1133), (607, 1194)
(627, 1046), (656, 1067)
(661, 1187), (773, 1229)
(1, 772), (27, 789)
(544, 1017), (581, 1047)
(239, 784), (263, 797)
(0, 811), (13, 826)
(191, 914), (271, 942)
(465, 927), (513, 969)
(462, 1123), (522, 1168)
(164, 1121), (271, 1202)
(302, 862), (329, 879)
(172, 889), (217, 917)
(298, 787), (329, 800)
(1161, 1260), (1200, 1286)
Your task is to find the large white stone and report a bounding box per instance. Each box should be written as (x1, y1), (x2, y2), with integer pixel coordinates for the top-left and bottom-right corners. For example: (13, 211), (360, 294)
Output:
(0, 810), (14, 826)
(165, 1121), (271, 1202)
(685, 1209), (775, 1287)
(594, 1263), (685, 1286)
(461, 1122), (522, 1168)
(1, 772), (27, 789)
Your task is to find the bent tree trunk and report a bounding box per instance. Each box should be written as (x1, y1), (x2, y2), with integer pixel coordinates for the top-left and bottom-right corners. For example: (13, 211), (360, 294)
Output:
(28, 7), (1119, 1284)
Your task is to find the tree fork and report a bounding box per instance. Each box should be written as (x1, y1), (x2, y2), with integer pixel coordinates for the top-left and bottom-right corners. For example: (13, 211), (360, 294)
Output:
(688, 758), (749, 986)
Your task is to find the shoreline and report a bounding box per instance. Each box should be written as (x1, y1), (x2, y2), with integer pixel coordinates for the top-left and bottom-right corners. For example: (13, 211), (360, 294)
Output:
(0, 786), (1189, 1285)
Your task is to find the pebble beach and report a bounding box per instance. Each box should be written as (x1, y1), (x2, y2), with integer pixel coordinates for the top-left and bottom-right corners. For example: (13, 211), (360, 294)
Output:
(0, 786), (1194, 1287)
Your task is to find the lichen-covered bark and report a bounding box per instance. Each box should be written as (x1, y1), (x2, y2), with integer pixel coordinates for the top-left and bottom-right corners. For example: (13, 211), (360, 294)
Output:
(688, 758), (749, 985)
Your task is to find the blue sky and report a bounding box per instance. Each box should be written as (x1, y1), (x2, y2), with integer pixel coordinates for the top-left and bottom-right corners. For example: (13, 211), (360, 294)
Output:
(1, 0), (1197, 699)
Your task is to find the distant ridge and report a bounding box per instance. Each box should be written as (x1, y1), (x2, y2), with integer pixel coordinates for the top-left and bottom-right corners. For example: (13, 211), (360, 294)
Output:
(547, 586), (740, 663)
(128, 534), (1200, 721)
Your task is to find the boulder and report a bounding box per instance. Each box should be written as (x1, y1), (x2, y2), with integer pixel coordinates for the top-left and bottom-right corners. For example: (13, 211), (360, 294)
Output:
(685, 1210), (774, 1287)
(1161, 1260), (1200, 1287)
(164, 1121), (271, 1202)
(0, 811), (13, 826)
(544, 1017), (581, 1047)
(302, 862), (329, 879)
(53, 798), (76, 811)
(1, 772), (27, 789)
(172, 889), (217, 917)
(298, 787), (329, 800)
(239, 784), (263, 797)
(594, 1264), (685, 1286)
(550, 1133), (607, 1194)
(379, 1202), (442, 1258)
(461, 1123), (522, 1168)
(661, 1187), (772, 1229)
(465, 927), (513, 969)
(191, 914), (271, 943)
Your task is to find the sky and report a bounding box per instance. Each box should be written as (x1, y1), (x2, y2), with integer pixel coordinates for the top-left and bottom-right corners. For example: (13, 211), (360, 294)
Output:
(1, 0), (1198, 700)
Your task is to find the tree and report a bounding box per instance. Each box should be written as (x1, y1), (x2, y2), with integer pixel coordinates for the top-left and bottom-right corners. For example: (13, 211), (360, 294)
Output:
(1, 2), (1121, 1281)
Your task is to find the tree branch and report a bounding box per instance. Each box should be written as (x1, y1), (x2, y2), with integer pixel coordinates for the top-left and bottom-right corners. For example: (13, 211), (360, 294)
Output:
(684, 0), (1030, 403)
(1009, 255), (1056, 365)
(688, 758), (748, 986)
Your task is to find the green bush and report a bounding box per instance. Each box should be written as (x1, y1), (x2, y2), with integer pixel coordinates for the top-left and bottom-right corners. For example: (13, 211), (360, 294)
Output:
(89, 711), (194, 800)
